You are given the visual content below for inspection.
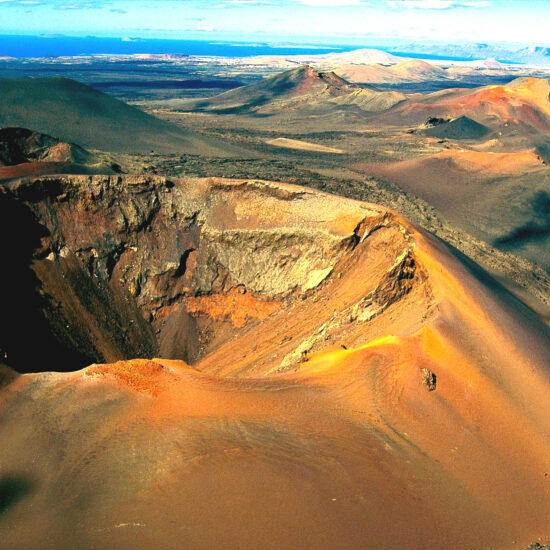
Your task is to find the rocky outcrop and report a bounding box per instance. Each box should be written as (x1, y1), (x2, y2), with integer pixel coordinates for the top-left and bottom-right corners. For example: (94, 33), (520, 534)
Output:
(421, 367), (437, 391)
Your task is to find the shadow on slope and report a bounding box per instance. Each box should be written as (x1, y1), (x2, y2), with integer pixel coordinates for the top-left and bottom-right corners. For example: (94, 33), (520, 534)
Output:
(495, 191), (550, 247)
(0, 191), (96, 372)
(0, 475), (35, 517)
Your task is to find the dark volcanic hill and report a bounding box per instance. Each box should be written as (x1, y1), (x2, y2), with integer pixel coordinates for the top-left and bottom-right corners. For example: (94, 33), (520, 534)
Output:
(184, 65), (407, 115)
(0, 126), (122, 179)
(0, 77), (248, 156)
(0, 127), (90, 166)
(423, 115), (490, 140)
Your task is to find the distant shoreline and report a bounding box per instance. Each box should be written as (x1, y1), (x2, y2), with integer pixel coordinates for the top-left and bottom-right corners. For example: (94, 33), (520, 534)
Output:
(0, 35), (523, 64)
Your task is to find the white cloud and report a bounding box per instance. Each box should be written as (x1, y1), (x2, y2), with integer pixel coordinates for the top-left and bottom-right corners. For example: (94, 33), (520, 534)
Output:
(209, 1), (272, 8)
(225, 1), (272, 3)
(386, 0), (490, 8)
(296, 0), (370, 5)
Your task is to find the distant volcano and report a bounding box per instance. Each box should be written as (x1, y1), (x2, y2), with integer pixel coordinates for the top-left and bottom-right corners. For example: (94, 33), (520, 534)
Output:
(184, 65), (406, 115)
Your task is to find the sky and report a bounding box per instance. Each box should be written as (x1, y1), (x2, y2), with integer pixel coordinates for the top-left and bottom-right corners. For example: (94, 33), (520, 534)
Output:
(1, 0), (549, 46)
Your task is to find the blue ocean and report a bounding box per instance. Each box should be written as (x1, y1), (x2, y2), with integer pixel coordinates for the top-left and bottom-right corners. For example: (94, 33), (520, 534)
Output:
(0, 35), (475, 61)
(0, 36), (353, 58)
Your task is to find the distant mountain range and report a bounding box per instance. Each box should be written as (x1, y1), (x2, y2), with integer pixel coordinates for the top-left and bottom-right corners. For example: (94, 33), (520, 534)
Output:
(391, 43), (550, 66)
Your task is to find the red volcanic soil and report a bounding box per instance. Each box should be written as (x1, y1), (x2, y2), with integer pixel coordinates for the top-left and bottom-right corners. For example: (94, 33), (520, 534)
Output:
(1, 176), (550, 550)
(374, 76), (550, 133)
(0, 161), (100, 179)
(185, 287), (281, 328)
(86, 359), (179, 396)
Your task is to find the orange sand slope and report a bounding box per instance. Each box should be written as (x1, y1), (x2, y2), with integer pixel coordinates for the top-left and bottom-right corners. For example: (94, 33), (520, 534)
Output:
(1, 177), (550, 550)
(355, 149), (545, 191)
(353, 148), (548, 222)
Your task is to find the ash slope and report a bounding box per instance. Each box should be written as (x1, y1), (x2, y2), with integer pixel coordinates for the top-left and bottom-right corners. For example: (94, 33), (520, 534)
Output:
(0, 77), (248, 156)
(1, 176), (550, 550)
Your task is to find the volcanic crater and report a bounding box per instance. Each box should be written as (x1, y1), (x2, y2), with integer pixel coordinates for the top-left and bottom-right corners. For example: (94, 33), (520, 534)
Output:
(0, 174), (424, 375)
(2, 175), (550, 550)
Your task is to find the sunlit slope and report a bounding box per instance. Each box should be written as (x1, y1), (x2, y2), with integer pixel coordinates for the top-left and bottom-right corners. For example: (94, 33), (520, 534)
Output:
(1, 177), (550, 550)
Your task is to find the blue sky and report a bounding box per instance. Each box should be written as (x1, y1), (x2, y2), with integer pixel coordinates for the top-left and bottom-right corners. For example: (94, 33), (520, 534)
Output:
(1, 0), (549, 45)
